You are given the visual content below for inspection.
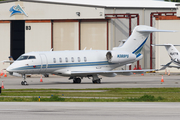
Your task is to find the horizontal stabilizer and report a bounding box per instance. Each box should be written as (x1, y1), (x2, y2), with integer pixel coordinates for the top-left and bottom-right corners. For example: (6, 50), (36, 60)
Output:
(137, 30), (176, 33)
(152, 44), (180, 46)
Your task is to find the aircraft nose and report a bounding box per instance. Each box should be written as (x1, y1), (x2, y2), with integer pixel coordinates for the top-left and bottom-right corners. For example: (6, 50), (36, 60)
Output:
(6, 66), (13, 72)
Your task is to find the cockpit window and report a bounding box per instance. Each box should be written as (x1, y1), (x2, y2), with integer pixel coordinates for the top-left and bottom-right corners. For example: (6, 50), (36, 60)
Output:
(28, 56), (36, 59)
(17, 56), (28, 61)
(17, 56), (36, 61)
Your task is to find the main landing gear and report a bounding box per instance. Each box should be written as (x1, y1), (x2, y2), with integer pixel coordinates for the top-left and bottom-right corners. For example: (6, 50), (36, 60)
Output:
(21, 74), (28, 85)
(69, 75), (101, 84)
(73, 78), (81, 83)
(92, 75), (101, 84)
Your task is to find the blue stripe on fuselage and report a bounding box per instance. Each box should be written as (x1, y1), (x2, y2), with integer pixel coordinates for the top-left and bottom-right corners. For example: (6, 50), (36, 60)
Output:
(132, 37), (148, 55)
(136, 53), (141, 58)
(11, 61), (115, 71)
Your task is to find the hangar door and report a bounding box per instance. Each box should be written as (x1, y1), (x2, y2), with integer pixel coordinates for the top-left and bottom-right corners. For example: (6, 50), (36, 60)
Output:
(11, 20), (25, 60)
(0, 21), (10, 70)
(53, 21), (78, 51)
(81, 21), (107, 50)
(25, 21), (51, 53)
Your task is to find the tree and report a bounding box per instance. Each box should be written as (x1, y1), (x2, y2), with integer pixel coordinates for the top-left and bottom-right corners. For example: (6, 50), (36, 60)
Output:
(164, 0), (180, 2)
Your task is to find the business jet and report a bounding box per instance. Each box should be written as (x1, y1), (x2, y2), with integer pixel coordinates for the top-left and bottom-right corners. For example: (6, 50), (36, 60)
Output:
(6, 25), (172, 85)
(152, 44), (180, 69)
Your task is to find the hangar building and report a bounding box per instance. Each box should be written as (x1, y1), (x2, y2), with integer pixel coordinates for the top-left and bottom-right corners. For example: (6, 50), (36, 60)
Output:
(0, 0), (177, 71)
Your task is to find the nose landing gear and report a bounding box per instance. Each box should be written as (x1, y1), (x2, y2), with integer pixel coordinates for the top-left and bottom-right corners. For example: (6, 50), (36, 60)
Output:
(21, 74), (28, 85)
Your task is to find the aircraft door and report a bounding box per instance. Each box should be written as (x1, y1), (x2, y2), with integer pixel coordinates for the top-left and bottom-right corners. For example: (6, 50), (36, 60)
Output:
(39, 54), (48, 73)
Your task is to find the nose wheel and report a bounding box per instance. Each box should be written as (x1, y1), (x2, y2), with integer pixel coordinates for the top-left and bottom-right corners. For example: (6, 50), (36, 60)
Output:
(21, 74), (28, 85)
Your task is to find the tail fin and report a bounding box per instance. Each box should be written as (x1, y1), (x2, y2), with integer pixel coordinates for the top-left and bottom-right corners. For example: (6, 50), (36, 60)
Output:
(113, 25), (174, 57)
(152, 44), (180, 60)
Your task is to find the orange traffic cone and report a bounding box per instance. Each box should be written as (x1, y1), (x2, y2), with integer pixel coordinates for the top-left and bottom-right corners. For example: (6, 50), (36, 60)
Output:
(141, 73), (144, 76)
(161, 75), (164, 82)
(0, 70), (4, 76)
(1, 81), (4, 89)
(40, 75), (43, 82)
(133, 65), (137, 74)
(4, 71), (7, 77)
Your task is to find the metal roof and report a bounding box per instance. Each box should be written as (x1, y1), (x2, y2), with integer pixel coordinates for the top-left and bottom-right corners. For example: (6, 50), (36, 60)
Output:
(1, 0), (178, 8)
(36, 0), (177, 8)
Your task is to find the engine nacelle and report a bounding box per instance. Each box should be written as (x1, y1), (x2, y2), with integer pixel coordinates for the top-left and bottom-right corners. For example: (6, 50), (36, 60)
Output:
(106, 51), (136, 63)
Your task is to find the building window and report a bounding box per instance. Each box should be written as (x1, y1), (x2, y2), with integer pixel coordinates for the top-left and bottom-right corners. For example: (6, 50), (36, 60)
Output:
(53, 58), (56, 63)
(59, 58), (62, 63)
(71, 57), (74, 62)
(65, 57), (68, 62)
(78, 57), (80, 62)
(84, 57), (87, 62)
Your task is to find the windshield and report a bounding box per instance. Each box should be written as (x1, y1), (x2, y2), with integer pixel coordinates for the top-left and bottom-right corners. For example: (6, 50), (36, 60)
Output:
(17, 56), (28, 61)
(17, 56), (36, 61)
(28, 56), (36, 59)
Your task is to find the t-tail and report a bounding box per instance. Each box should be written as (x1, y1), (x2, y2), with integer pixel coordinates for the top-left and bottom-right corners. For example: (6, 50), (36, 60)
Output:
(113, 25), (174, 61)
(152, 44), (180, 65)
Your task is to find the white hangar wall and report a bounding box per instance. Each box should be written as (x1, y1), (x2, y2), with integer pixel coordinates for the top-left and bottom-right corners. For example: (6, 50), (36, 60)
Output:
(0, 22), (10, 70)
(0, 1), (105, 20)
(155, 19), (180, 72)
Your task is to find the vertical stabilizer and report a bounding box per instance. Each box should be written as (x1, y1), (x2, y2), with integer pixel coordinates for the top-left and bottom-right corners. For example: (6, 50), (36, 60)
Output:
(152, 44), (180, 60)
(113, 25), (173, 58)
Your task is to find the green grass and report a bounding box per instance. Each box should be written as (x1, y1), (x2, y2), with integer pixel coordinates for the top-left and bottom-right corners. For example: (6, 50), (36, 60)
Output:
(1, 88), (180, 102)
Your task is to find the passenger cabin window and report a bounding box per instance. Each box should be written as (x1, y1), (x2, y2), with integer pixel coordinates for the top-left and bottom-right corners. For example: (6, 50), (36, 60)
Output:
(71, 57), (74, 62)
(65, 57), (68, 62)
(28, 56), (36, 59)
(84, 57), (87, 62)
(53, 58), (56, 63)
(59, 58), (62, 63)
(78, 57), (81, 62)
(17, 56), (28, 61)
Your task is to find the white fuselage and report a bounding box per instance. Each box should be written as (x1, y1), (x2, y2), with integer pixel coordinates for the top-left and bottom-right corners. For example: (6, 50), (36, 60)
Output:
(6, 50), (138, 76)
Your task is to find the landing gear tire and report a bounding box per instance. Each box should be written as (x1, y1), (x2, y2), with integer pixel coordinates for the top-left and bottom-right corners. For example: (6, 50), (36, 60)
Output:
(44, 74), (49, 77)
(73, 78), (81, 84)
(21, 81), (24, 85)
(92, 79), (101, 84)
(21, 81), (28, 85)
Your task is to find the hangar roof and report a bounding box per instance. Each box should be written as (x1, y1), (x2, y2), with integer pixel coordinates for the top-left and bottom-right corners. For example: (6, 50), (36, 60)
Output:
(35, 0), (177, 8)
(1, 0), (177, 9)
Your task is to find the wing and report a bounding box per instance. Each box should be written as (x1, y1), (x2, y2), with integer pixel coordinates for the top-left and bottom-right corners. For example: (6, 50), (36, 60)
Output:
(2, 60), (14, 63)
(71, 69), (157, 76)
(159, 60), (174, 70)
(162, 65), (180, 69)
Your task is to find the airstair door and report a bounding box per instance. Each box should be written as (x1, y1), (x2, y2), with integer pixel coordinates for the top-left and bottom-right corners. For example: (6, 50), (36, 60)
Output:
(39, 54), (48, 73)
